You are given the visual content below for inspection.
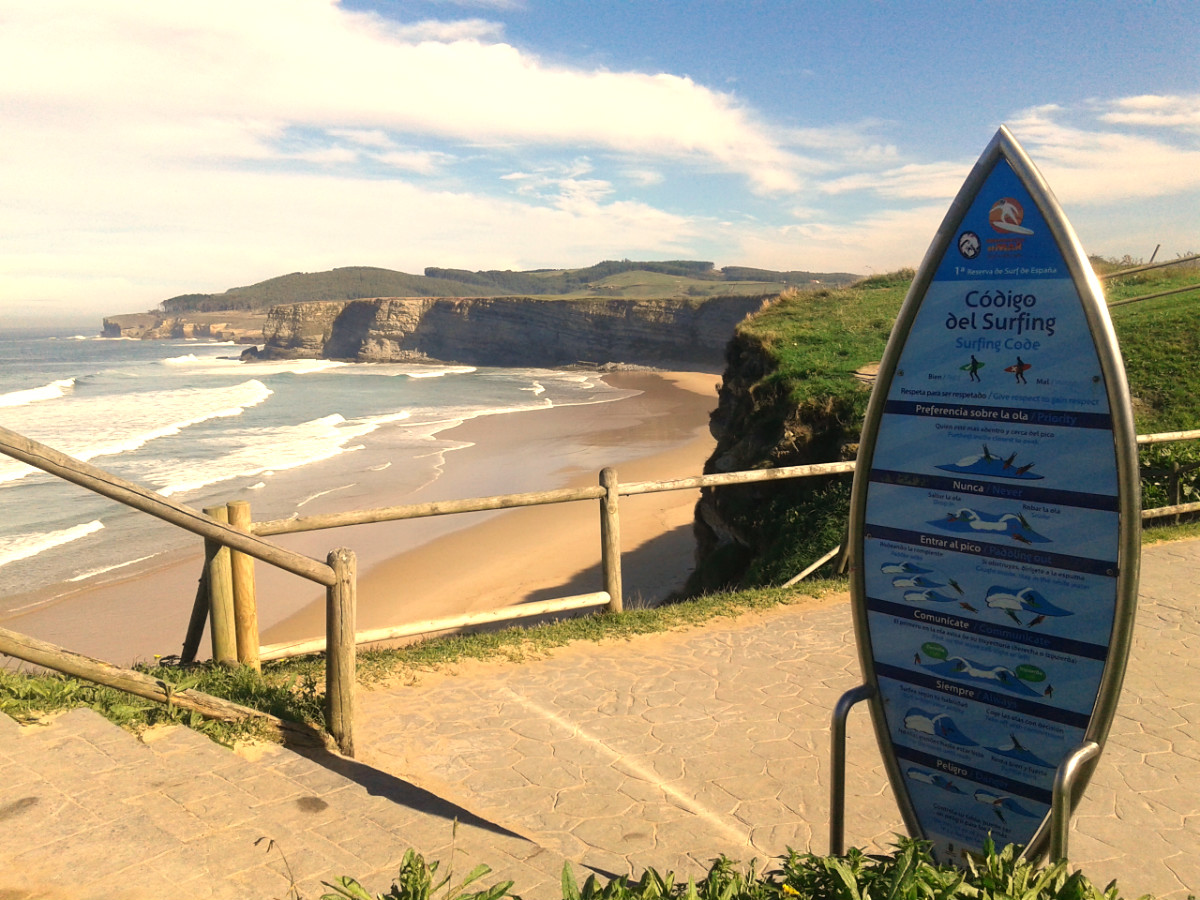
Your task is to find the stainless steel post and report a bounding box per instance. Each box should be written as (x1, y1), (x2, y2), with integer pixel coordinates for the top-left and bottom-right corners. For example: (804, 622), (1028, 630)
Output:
(1049, 741), (1101, 863)
(829, 683), (876, 856)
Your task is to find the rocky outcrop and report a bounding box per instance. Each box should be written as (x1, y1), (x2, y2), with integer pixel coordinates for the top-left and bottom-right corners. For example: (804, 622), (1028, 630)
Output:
(257, 301), (351, 357)
(102, 312), (266, 343)
(686, 330), (866, 593)
(248, 295), (769, 369)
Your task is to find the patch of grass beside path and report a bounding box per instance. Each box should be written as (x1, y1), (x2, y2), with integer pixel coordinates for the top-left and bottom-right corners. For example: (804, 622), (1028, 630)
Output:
(1143, 519), (1200, 544)
(0, 577), (848, 745)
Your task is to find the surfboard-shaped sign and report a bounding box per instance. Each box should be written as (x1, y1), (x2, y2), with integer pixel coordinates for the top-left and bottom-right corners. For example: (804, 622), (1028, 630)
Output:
(847, 126), (1140, 864)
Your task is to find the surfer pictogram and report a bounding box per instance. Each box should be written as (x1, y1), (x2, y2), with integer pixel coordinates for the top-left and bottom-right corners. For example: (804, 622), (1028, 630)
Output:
(929, 507), (1051, 543)
(936, 446), (1042, 481)
(1005, 355), (1031, 384)
(963, 354), (983, 382)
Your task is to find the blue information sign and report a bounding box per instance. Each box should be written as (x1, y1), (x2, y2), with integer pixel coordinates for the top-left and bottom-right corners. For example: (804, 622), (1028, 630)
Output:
(848, 127), (1140, 864)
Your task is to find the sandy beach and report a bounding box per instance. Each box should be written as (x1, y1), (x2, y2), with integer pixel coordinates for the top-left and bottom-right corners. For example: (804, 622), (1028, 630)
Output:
(3, 370), (720, 664)
(262, 370), (719, 645)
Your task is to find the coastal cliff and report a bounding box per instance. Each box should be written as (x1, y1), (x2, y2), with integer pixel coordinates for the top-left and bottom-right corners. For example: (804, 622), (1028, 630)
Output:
(251, 295), (769, 369)
(686, 329), (864, 593)
(684, 276), (906, 594)
(102, 311), (266, 343)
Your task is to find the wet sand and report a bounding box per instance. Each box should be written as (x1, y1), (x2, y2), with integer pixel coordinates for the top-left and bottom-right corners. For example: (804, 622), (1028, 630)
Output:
(261, 370), (719, 646)
(3, 371), (719, 665)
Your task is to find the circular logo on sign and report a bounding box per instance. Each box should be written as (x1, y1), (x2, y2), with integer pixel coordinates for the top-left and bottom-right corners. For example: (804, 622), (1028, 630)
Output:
(958, 231), (980, 259)
(989, 198), (1034, 235)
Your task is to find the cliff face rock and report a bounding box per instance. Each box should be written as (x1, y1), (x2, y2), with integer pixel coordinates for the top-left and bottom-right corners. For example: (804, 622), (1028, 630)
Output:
(687, 330), (864, 593)
(329, 298), (440, 360)
(258, 301), (351, 357)
(252, 295), (767, 369)
(102, 312), (266, 343)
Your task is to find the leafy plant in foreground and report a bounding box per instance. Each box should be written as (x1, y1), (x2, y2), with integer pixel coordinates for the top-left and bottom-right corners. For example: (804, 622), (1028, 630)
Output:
(327, 838), (1187, 900)
(775, 839), (964, 900)
(322, 848), (513, 900)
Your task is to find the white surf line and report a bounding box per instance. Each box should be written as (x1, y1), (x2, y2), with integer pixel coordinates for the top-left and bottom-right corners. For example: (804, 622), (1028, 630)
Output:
(296, 483), (354, 509)
(499, 686), (753, 849)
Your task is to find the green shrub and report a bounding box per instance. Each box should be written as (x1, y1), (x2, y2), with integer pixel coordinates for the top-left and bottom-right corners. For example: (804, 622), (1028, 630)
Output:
(321, 838), (1181, 900)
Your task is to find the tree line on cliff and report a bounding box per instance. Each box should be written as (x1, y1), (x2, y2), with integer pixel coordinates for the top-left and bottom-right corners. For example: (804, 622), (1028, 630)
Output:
(159, 261), (859, 314)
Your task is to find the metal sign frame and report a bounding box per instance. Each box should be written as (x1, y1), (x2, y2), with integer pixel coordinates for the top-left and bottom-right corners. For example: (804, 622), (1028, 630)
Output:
(842, 126), (1140, 864)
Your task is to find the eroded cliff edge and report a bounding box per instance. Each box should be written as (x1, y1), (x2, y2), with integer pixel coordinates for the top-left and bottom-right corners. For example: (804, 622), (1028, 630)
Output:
(247, 295), (768, 369)
(683, 277), (905, 594)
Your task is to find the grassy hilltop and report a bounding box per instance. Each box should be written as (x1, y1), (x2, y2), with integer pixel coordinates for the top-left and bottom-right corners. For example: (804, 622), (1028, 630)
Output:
(158, 260), (860, 313)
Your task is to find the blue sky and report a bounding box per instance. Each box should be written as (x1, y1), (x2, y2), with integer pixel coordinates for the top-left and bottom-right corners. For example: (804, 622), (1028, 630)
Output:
(2, 1), (1197, 325)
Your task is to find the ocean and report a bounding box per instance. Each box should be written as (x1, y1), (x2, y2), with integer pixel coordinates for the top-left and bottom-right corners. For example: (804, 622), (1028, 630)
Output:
(0, 329), (640, 622)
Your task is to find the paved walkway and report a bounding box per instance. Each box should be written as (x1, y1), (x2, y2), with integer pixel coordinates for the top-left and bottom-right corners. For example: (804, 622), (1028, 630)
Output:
(3, 540), (1200, 898)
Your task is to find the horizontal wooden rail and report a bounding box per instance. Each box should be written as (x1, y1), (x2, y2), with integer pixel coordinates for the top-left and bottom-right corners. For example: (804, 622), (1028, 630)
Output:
(620, 460), (858, 496)
(1138, 429), (1200, 445)
(0, 625), (328, 748)
(0, 425), (335, 587)
(259, 591), (610, 661)
(253, 460), (861, 538)
(1109, 283), (1200, 308)
(253, 485), (607, 536)
(1098, 253), (1200, 280)
(1143, 501), (1200, 520)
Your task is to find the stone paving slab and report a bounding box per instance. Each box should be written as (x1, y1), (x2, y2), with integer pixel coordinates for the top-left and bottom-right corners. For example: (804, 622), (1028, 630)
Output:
(358, 540), (1200, 899)
(0, 707), (567, 899)
(3, 539), (1200, 898)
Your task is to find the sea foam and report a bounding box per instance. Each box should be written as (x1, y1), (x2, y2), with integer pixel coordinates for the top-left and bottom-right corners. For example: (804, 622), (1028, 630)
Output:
(0, 379), (273, 486)
(0, 520), (104, 570)
(151, 410), (412, 496)
(0, 378), (75, 408)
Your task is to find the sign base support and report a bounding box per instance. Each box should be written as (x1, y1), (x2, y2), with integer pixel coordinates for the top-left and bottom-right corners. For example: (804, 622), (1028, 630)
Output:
(830, 699), (1101, 865)
(829, 683), (876, 856)
(1049, 741), (1101, 864)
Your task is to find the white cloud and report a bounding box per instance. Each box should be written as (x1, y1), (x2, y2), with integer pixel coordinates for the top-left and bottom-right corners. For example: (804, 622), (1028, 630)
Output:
(621, 168), (665, 188)
(425, 0), (525, 9)
(1, 1), (1196, 322)
(1010, 103), (1200, 202)
(1098, 94), (1200, 132)
(0, 0), (809, 319)
(820, 161), (969, 200)
(729, 204), (946, 275)
(0, 1), (803, 191)
(374, 149), (453, 174)
(387, 18), (506, 42)
(494, 159), (614, 211)
(0, 160), (699, 317)
(327, 128), (395, 148)
(292, 146), (361, 165)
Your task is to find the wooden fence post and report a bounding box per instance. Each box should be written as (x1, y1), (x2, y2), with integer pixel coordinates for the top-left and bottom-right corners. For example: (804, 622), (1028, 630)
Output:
(179, 568), (210, 665)
(600, 467), (623, 613)
(1171, 460), (1182, 525)
(203, 505), (237, 666)
(326, 548), (357, 757)
(227, 500), (260, 671)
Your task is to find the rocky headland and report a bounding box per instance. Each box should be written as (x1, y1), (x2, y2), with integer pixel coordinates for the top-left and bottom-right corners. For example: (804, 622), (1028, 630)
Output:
(242, 295), (768, 370)
(101, 311), (266, 343)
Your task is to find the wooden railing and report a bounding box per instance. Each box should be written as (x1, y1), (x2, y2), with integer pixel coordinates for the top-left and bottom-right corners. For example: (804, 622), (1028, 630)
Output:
(1099, 252), (1200, 307)
(2, 423), (1198, 758)
(0, 424), (358, 755)
(247, 460), (857, 661)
